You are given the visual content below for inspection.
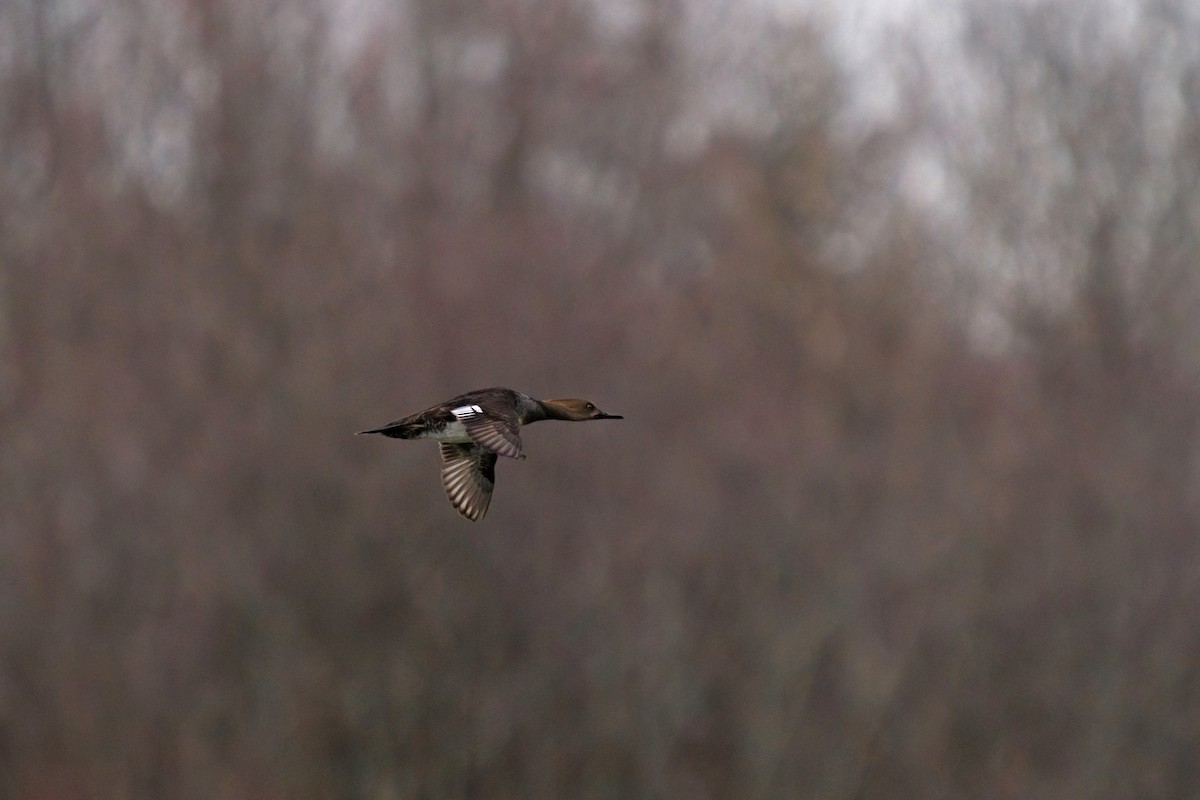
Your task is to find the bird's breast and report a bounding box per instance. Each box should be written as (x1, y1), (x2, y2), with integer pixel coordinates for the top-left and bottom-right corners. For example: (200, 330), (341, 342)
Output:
(418, 420), (474, 443)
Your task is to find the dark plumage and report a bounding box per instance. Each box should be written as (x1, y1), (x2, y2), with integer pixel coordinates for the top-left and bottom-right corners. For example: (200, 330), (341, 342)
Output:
(358, 387), (622, 520)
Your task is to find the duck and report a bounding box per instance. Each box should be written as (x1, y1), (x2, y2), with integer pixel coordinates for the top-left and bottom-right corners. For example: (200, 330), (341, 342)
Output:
(358, 387), (622, 521)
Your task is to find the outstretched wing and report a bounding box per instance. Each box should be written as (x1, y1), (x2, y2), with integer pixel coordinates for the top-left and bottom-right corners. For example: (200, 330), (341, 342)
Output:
(449, 403), (524, 459)
(439, 443), (498, 521)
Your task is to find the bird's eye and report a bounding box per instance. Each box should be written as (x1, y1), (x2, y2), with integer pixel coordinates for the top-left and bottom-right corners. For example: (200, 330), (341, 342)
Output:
(586, 403), (595, 410)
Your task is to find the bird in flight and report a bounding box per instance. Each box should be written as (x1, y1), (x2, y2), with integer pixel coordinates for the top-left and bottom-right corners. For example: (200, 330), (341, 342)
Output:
(358, 387), (622, 520)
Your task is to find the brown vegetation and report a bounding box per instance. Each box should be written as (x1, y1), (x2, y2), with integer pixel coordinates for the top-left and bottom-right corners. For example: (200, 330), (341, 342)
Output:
(1, 0), (1198, 797)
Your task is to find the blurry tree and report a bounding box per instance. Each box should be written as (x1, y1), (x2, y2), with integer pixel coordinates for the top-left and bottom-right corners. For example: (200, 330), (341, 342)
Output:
(877, 0), (1200, 366)
(1, 0), (1199, 798)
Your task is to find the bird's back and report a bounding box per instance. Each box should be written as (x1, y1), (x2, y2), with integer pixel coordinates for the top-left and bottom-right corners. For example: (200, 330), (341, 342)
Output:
(360, 387), (527, 440)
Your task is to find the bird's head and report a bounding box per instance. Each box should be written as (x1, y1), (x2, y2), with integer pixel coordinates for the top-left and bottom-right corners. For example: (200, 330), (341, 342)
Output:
(542, 398), (623, 421)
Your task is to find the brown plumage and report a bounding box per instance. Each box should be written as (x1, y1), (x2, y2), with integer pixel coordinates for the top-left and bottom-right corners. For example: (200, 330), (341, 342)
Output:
(358, 388), (622, 521)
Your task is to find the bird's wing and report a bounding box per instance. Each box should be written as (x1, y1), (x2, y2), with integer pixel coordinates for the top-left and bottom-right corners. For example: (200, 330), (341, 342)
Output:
(449, 404), (524, 459)
(439, 443), (498, 521)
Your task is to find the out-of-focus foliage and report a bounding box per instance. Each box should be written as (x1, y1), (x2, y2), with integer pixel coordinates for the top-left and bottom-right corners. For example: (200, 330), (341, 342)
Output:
(1, 0), (1199, 797)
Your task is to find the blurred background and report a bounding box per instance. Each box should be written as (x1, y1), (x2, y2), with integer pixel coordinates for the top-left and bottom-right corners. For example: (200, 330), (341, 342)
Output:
(3, 0), (1200, 796)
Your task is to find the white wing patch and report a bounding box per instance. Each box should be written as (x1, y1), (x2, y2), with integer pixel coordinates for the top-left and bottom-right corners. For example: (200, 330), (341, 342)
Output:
(451, 404), (484, 420)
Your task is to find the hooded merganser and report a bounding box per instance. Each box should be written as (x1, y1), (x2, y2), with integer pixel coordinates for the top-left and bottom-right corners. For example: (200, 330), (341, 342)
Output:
(358, 387), (622, 520)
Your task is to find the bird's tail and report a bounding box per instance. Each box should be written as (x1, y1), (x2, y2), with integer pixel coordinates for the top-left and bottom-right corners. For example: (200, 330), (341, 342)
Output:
(356, 421), (421, 439)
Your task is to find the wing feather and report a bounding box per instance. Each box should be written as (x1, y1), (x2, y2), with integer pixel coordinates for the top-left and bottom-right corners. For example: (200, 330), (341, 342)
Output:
(439, 443), (498, 521)
(446, 404), (523, 458)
